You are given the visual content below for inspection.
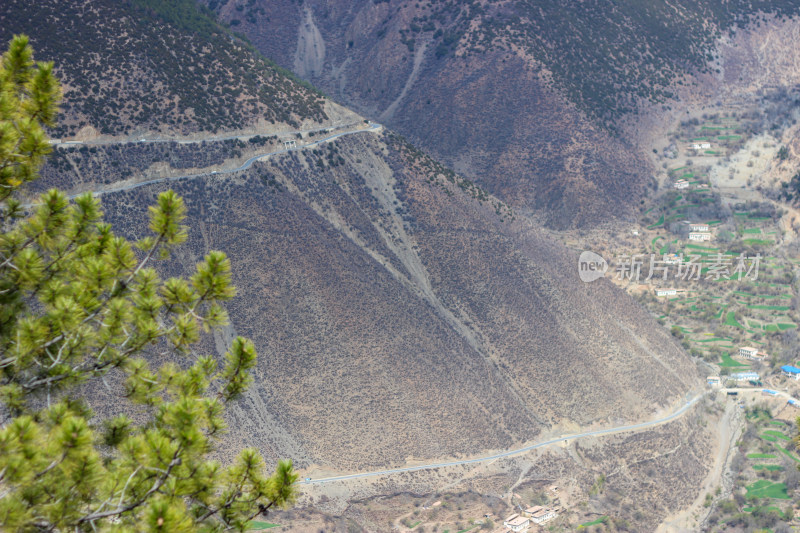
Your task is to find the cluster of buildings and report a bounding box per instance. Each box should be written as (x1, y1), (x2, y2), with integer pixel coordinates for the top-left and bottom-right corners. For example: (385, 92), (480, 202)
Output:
(502, 506), (559, 532)
(499, 487), (561, 532)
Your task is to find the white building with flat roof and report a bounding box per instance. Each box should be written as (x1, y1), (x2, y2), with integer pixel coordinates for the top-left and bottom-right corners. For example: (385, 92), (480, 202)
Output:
(688, 231), (712, 242)
(688, 222), (710, 232)
(503, 514), (530, 532)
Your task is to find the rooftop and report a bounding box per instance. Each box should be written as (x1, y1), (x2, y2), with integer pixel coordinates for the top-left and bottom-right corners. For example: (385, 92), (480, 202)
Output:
(782, 365), (800, 375)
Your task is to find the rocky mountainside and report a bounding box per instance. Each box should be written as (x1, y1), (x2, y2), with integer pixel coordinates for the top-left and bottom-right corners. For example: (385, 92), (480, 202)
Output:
(64, 130), (698, 472)
(9, 0), (699, 480)
(0, 0), (329, 137)
(207, 0), (800, 228)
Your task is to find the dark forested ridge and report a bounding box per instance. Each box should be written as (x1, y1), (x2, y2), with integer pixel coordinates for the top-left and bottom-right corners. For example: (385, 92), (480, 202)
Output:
(0, 0), (327, 136)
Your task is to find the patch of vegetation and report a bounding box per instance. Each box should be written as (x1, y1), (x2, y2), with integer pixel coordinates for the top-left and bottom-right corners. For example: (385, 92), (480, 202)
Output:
(579, 516), (609, 528)
(248, 522), (281, 530)
(746, 480), (790, 500)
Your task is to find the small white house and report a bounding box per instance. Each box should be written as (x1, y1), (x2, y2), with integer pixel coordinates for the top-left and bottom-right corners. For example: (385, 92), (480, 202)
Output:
(688, 231), (712, 242)
(528, 507), (557, 525)
(655, 288), (678, 297)
(688, 222), (710, 232)
(503, 514), (530, 532)
(690, 142), (712, 150)
(731, 371), (760, 382)
(663, 253), (682, 264)
(739, 346), (766, 360)
(707, 376), (721, 387)
(674, 179), (690, 189)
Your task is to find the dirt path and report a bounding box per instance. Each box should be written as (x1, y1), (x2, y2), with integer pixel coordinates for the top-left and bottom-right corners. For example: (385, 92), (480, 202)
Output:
(379, 39), (428, 123)
(656, 398), (743, 532)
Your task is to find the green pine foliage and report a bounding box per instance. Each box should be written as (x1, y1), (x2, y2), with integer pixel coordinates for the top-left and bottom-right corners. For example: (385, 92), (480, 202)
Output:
(0, 35), (297, 531)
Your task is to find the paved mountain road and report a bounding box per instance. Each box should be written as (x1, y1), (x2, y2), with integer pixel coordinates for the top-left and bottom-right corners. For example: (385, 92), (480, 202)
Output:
(33, 122), (382, 203)
(50, 121), (370, 147)
(302, 392), (707, 486)
(303, 386), (800, 486)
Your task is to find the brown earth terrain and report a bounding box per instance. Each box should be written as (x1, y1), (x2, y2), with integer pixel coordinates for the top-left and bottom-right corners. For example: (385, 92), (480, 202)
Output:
(55, 131), (700, 474)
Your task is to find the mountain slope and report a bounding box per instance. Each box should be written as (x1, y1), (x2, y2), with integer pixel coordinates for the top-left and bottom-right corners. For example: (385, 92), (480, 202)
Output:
(42, 130), (699, 472)
(13, 0), (699, 481)
(0, 0), (328, 137)
(210, 0), (800, 228)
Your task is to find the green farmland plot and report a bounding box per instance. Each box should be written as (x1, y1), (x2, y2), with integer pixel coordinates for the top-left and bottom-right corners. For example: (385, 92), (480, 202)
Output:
(778, 446), (800, 463)
(685, 243), (719, 252)
(719, 353), (748, 367)
(724, 311), (746, 330)
(652, 236), (664, 252)
(747, 305), (790, 311)
(762, 430), (790, 441)
(579, 517), (608, 529)
(249, 522), (281, 530)
(746, 480), (790, 500)
(647, 215), (665, 229)
(753, 465), (784, 471)
(748, 453), (777, 459)
(743, 239), (774, 246)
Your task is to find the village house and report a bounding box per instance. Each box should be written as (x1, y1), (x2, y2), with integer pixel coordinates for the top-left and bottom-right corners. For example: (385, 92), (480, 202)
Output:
(663, 253), (682, 264)
(730, 371), (760, 382)
(781, 365), (800, 380)
(688, 231), (712, 242)
(655, 288), (678, 297)
(707, 376), (721, 387)
(687, 222), (710, 232)
(674, 179), (689, 189)
(689, 142), (712, 150)
(523, 506), (557, 525)
(503, 513), (530, 532)
(739, 346), (767, 361)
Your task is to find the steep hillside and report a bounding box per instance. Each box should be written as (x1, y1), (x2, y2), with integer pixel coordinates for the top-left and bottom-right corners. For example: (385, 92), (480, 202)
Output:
(41, 131), (700, 471)
(0, 0), (329, 137)
(208, 0), (800, 228)
(7, 0), (704, 523)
